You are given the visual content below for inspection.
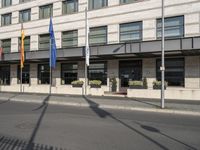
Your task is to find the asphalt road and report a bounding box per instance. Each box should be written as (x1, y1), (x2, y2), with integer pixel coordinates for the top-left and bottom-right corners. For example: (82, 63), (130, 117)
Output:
(0, 99), (200, 150)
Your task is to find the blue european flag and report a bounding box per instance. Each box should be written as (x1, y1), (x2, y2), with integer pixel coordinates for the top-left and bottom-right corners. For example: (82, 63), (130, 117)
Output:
(49, 17), (57, 68)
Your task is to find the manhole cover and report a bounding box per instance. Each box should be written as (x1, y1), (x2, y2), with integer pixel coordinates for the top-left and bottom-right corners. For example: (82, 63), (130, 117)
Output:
(16, 121), (36, 129)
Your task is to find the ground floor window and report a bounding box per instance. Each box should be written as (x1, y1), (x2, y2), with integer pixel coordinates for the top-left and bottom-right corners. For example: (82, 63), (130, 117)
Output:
(156, 58), (184, 86)
(17, 65), (30, 84)
(38, 64), (50, 84)
(119, 60), (142, 87)
(61, 63), (78, 85)
(88, 62), (107, 85)
(0, 65), (10, 85)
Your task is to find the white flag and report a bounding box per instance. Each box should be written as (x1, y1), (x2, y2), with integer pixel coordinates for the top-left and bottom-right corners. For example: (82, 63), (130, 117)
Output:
(85, 7), (90, 66)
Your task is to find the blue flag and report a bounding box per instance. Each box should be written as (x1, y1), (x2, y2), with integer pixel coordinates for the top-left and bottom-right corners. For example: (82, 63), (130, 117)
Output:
(49, 17), (57, 68)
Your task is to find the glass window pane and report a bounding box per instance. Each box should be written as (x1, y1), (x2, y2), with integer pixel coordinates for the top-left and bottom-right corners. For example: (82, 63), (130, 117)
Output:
(0, 66), (10, 85)
(17, 65), (30, 84)
(61, 63), (78, 84)
(89, 26), (107, 45)
(38, 64), (50, 84)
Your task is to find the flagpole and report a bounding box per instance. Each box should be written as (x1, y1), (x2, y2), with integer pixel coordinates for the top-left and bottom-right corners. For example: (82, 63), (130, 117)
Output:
(84, 7), (88, 96)
(20, 67), (22, 92)
(161, 0), (165, 109)
(49, 39), (52, 95)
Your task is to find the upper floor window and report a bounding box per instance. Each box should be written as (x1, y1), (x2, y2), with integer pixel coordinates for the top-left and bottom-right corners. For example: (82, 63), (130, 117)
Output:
(157, 16), (184, 39)
(39, 4), (53, 19)
(89, 0), (107, 10)
(62, 30), (78, 48)
(39, 34), (50, 50)
(1, 39), (11, 53)
(2, 0), (12, 7)
(63, 0), (78, 14)
(19, 9), (31, 23)
(120, 0), (139, 4)
(89, 26), (107, 45)
(19, 36), (30, 51)
(19, 0), (31, 3)
(120, 21), (142, 42)
(1, 13), (12, 26)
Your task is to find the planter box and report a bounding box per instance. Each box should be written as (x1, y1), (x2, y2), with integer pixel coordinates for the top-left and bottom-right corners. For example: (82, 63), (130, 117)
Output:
(153, 85), (166, 90)
(72, 84), (83, 88)
(129, 85), (147, 89)
(90, 84), (101, 88)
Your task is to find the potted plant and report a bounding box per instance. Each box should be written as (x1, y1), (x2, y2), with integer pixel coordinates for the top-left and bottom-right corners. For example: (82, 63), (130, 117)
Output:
(129, 80), (144, 89)
(89, 80), (102, 88)
(153, 80), (167, 90)
(71, 80), (84, 87)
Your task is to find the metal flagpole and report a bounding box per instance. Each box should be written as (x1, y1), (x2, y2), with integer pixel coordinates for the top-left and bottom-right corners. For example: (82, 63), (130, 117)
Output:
(84, 7), (88, 96)
(161, 0), (165, 109)
(20, 67), (22, 92)
(49, 39), (52, 95)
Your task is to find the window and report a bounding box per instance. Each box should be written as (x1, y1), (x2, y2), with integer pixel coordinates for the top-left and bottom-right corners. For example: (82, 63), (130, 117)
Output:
(19, 0), (31, 3)
(62, 30), (78, 48)
(1, 39), (11, 53)
(88, 62), (107, 85)
(2, 0), (12, 7)
(120, 0), (139, 4)
(63, 0), (78, 14)
(17, 65), (30, 84)
(89, 0), (107, 10)
(61, 63), (78, 85)
(156, 58), (184, 86)
(39, 4), (53, 19)
(1, 13), (12, 26)
(19, 9), (31, 23)
(0, 66), (10, 85)
(89, 26), (107, 45)
(38, 64), (50, 84)
(19, 36), (30, 51)
(39, 34), (50, 50)
(157, 16), (184, 39)
(120, 22), (142, 42)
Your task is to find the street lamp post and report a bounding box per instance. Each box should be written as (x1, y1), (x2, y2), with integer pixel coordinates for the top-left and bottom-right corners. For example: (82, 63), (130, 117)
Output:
(161, 0), (165, 109)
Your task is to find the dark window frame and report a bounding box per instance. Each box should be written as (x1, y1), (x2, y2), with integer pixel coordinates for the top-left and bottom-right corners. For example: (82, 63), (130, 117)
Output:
(89, 26), (107, 46)
(2, 0), (12, 7)
(61, 63), (78, 85)
(39, 4), (53, 19)
(0, 65), (10, 85)
(156, 58), (185, 87)
(39, 34), (50, 50)
(88, 62), (107, 85)
(19, 9), (31, 23)
(1, 39), (11, 53)
(156, 16), (184, 39)
(119, 21), (143, 42)
(1, 13), (12, 26)
(38, 64), (50, 84)
(120, 0), (140, 4)
(89, 0), (108, 10)
(62, 0), (78, 14)
(62, 30), (78, 48)
(17, 64), (30, 84)
(19, 0), (31, 4)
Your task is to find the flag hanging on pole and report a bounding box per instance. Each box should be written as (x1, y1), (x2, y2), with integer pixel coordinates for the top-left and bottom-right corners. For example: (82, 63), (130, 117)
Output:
(0, 47), (3, 60)
(20, 24), (25, 69)
(85, 7), (90, 66)
(49, 17), (57, 69)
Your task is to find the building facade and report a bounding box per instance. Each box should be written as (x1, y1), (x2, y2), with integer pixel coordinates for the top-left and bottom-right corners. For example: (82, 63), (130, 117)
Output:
(0, 0), (200, 99)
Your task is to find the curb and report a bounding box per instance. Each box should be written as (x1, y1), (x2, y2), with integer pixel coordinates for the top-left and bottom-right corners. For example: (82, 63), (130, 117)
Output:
(6, 98), (200, 116)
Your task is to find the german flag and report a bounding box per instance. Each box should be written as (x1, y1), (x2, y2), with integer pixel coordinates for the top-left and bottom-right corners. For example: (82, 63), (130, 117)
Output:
(20, 24), (25, 68)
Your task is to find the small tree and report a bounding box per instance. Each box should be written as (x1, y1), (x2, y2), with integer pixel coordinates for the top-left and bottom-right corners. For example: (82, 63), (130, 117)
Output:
(143, 77), (148, 89)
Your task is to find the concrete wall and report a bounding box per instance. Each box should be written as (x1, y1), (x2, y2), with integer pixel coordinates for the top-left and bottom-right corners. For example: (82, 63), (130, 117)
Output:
(0, 0), (199, 51)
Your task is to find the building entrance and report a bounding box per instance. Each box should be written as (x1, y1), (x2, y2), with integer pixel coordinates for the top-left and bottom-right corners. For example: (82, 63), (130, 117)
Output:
(119, 60), (142, 91)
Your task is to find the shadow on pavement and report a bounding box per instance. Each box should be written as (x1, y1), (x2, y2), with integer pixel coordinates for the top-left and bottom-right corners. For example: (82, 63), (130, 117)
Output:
(0, 133), (67, 150)
(137, 123), (198, 150)
(0, 93), (21, 105)
(83, 96), (198, 150)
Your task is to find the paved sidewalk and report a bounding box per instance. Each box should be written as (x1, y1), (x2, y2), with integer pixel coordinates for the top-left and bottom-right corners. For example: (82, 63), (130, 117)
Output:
(0, 92), (200, 116)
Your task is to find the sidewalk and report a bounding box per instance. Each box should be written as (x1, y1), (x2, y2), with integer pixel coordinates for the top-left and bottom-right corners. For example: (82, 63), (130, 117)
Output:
(0, 92), (200, 116)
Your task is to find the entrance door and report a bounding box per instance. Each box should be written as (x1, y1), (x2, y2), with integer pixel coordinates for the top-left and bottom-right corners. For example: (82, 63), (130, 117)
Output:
(119, 60), (142, 91)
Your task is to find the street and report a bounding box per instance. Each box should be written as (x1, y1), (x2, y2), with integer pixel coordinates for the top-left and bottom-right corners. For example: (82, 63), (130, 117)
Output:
(0, 99), (200, 150)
